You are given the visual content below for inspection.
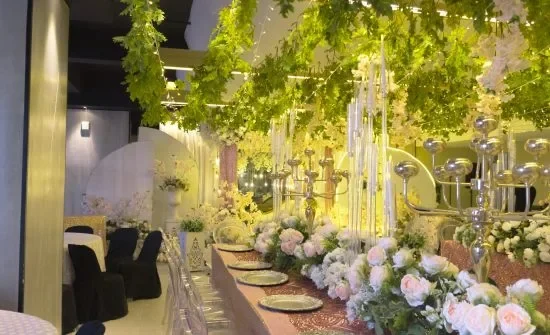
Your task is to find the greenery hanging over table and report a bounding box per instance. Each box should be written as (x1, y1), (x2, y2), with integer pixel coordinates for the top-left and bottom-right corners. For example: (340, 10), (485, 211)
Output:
(116, 0), (550, 149)
(114, 0), (170, 126)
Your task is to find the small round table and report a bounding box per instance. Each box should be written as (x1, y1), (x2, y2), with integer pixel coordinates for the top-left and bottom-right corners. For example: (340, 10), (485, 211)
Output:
(64, 232), (106, 284)
(0, 310), (57, 334)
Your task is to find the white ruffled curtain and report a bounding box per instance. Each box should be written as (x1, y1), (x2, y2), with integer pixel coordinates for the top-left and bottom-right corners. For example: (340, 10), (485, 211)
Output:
(159, 123), (219, 205)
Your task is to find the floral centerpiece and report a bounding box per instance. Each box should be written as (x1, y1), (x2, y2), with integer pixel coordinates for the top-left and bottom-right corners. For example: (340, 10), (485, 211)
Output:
(454, 216), (550, 267)
(346, 237), (550, 334)
(153, 158), (190, 192)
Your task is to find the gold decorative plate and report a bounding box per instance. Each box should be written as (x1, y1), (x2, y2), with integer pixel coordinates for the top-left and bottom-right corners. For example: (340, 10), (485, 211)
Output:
(259, 294), (323, 312)
(228, 261), (273, 271)
(216, 243), (254, 252)
(236, 271), (288, 287)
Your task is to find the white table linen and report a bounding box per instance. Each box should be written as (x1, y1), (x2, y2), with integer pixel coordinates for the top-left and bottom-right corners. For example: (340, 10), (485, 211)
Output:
(63, 232), (106, 284)
(0, 310), (57, 335)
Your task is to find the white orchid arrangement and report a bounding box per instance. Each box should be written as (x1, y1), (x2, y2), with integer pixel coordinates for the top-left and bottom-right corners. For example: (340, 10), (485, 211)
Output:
(346, 237), (550, 335)
(454, 217), (550, 267)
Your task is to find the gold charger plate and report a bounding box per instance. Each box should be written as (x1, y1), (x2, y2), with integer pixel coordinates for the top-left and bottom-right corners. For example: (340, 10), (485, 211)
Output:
(236, 270), (288, 287)
(216, 243), (254, 252)
(259, 294), (323, 312)
(228, 261), (273, 271)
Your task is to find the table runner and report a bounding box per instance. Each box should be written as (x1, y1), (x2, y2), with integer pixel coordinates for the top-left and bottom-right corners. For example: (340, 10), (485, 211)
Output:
(212, 247), (370, 335)
(440, 240), (550, 314)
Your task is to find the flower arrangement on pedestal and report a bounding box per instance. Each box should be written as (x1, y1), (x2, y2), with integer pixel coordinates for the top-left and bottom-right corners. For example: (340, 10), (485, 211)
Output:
(154, 158), (191, 220)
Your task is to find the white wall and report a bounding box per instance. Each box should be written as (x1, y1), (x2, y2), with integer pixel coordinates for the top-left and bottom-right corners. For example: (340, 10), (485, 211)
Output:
(0, 0), (28, 312)
(65, 109), (129, 215)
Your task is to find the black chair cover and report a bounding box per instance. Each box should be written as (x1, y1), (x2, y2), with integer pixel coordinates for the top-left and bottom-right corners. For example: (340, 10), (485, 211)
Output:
(66, 225), (94, 234)
(76, 320), (106, 335)
(118, 231), (163, 300)
(62, 284), (78, 334)
(515, 186), (536, 212)
(105, 228), (138, 272)
(69, 245), (128, 323)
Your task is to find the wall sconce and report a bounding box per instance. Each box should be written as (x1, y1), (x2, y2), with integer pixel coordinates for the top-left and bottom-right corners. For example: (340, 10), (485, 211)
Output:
(80, 121), (91, 137)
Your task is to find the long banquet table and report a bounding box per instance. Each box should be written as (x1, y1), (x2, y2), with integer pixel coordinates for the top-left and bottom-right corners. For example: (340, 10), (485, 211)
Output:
(211, 246), (370, 335)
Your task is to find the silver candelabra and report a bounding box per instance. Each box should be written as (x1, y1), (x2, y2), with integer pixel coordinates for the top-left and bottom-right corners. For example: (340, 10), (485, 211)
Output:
(394, 115), (550, 282)
(272, 148), (349, 234)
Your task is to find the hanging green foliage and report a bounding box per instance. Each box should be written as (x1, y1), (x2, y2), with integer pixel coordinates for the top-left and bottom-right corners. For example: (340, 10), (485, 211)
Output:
(114, 0), (169, 126)
(177, 0), (257, 131)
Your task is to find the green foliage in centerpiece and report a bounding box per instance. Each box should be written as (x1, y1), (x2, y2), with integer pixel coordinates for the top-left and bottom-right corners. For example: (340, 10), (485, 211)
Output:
(180, 218), (205, 233)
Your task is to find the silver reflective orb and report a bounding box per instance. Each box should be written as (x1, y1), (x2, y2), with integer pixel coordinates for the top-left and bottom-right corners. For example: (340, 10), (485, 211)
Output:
(469, 137), (480, 151)
(287, 158), (302, 167)
(423, 138), (446, 155)
(444, 158), (473, 177)
(473, 116), (498, 135)
(475, 137), (502, 157)
(512, 162), (541, 185)
(540, 165), (550, 180)
(318, 157), (334, 167)
(495, 170), (514, 184)
(524, 138), (550, 158)
(304, 148), (315, 157)
(433, 165), (449, 182)
(394, 161), (419, 180)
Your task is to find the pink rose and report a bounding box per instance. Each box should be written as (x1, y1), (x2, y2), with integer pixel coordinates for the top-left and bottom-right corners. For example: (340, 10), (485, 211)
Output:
(335, 281), (351, 300)
(281, 241), (297, 255)
(497, 303), (535, 335)
(442, 293), (472, 332)
(303, 241), (317, 258)
(312, 234), (325, 255)
(400, 274), (432, 307)
(367, 246), (387, 266)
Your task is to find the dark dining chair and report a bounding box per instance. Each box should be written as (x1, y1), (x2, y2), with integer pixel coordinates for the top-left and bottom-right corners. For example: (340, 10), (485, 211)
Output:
(75, 320), (106, 335)
(105, 228), (138, 272)
(69, 244), (128, 323)
(65, 225), (94, 234)
(118, 231), (163, 299)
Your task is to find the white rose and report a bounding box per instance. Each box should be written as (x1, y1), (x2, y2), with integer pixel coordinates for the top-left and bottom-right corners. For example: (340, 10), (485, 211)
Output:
(457, 270), (478, 290)
(366, 246), (387, 266)
(539, 251), (550, 263)
(369, 265), (391, 292)
(512, 236), (521, 245)
(504, 238), (512, 250)
(497, 242), (505, 253)
(400, 274), (432, 307)
(508, 252), (516, 262)
(523, 248), (535, 262)
(377, 237), (398, 252)
(538, 243), (550, 253)
(511, 221), (521, 228)
(420, 254), (449, 275)
(463, 304), (496, 335)
(392, 248), (414, 269)
(302, 241), (317, 258)
(487, 235), (496, 244)
(442, 294), (472, 332)
(467, 283), (504, 306)
(507, 279), (544, 304)
(497, 303), (535, 335)
(502, 222), (513, 232)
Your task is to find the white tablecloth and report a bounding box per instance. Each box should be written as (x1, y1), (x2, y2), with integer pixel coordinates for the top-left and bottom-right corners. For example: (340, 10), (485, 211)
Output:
(63, 232), (106, 284)
(0, 310), (57, 335)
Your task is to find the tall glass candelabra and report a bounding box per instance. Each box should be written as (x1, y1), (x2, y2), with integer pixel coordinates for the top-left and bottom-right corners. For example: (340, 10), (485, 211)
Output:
(272, 148), (349, 234)
(394, 115), (550, 282)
